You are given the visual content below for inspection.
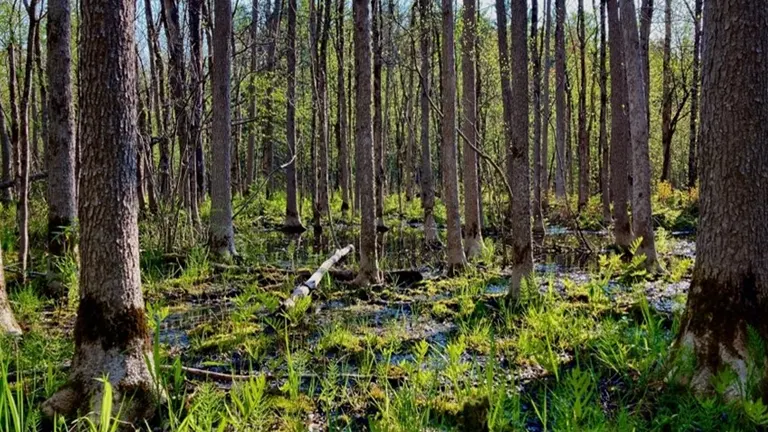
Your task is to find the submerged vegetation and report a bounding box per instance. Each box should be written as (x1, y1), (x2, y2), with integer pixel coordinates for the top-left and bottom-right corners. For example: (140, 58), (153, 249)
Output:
(1, 185), (766, 431)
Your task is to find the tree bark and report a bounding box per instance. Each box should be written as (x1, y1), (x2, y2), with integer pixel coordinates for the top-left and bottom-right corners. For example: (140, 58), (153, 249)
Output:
(42, 0), (160, 420)
(46, 0), (77, 298)
(189, 0), (203, 221)
(660, 0), (673, 183)
(372, 0), (386, 229)
(554, 0), (566, 198)
(607, 0), (632, 249)
(419, 0), (438, 245)
(639, 0), (653, 122)
(687, 0), (701, 188)
(620, 0), (659, 270)
(531, 0), (545, 234)
(440, 0), (467, 274)
(508, 0), (533, 298)
(209, 0), (237, 258)
(284, 0), (304, 231)
(352, 0), (381, 286)
(674, 0), (768, 399)
(336, 0), (350, 217)
(0, 102), (12, 204)
(461, 0), (483, 259)
(246, 0), (259, 192)
(316, 0), (332, 230)
(262, 0), (282, 197)
(577, 0), (589, 209)
(598, 0), (610, 222)
(541, 0), (552, 207)
(0, 247), (21, 336)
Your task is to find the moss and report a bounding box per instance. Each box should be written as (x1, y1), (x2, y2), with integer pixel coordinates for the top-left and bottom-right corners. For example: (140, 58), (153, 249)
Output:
(74, 295), (150, 351)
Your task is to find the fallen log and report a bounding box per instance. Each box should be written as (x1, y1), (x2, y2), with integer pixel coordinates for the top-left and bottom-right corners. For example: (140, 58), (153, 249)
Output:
(283, 244), (354, 308)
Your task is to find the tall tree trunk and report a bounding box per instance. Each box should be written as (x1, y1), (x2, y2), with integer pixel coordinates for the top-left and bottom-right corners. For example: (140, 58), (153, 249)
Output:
(246, 0), (259, 192)
(352, 0), (381, 286)
(620, 0), (659, 270)
(687, 0), (702, 188)
(42, 0), (160, 420)
(8, 47), (21, 205)
(419, 0), (438, 245)
(660, 0), (673, 183)
(461, 0), (483, 259)
(372, 0), (386, 229)
(541, 0), (552, 207)
(674, 0), (768, 399)
(607, 0), (632, 248)
(0, 247), (21, 335)
(336, 0), (350, 217)
(0, 102), (12, 204)
(16, 1), (39, 283)
(163, 0), (192, 213)
(639, 0), (653, 122)
(531, 0), (545, 234)
(577, 0), (589, 209)
(144, 0), (170, 200)
(554, 0), (566, 198)
(315, 0), (332, 230)
(598, 0), (610, 222)
(210, 0), (237, 258)
(189, 0), (203, 222)
(495, 0), (513, 188)
(441, 0), (467, 274)
(262, 0), (282, 197)
(46, 0), (77, 298)
(508, 0), (533, 298)
(284, 0), (304, 231)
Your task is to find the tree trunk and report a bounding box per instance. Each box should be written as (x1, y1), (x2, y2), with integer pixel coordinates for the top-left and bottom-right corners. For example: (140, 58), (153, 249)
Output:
(42, 0), (160, 420)
(351, 0), (381, 286)
(554, 0), (566, 198)
(0, 247), (22, 335)
(372, 0), (386, 229)
(144, 0), (171, 200)
(607, 0), (632, 249)
(620, 0), (659, 270)
(316, 0), (332, 230)
(440, 0), (467, 274)
(577, 0), (589, 209)
(0, 102), (12, 204)
(598, 0), (610, 222)
(461, 0), (483, 259)
(246, 0), (258, 192)
(336, 0), (350, 217)
(674, 0), (768, 399)
(639, 0), (653, 122)
(209, 0), (237, 258)
(660, 0), (672, 183)
(16, 1), (39, 284)
(189, 0), (203, 222)
(687, 0), (701, 188)
(541, 0), (552, 207)
(531, 0), (545, 234)
(284, 0), (304, 231)
(262, 0), (282, 197)
(419, 0), (438, 245)
(508, 0), (533, 298)
(46, 0), (77, 299)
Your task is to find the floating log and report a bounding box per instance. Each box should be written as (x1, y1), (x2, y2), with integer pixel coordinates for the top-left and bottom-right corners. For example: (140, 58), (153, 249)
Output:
(283, 244), (355, 308)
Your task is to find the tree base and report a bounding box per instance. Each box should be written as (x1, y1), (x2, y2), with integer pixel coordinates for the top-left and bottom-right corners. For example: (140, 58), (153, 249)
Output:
(464, 236), (485, 260)
(282, 217), (306, 234)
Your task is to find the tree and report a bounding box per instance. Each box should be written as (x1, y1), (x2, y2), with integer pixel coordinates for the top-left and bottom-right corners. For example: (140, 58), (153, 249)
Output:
(419, 0), (439, 245)
(607, 0), (632, 249)
(246, 0), (258, 192)
(620, 0), (659, 270)
(0, 247), (21, 336)
(372, 0), (386, 230)
(540, 0), (552, 206)
(554, 0), (566, 198)
(687, 0), (702, 188)
(42, 0), (160, 420)
(639, 0), (653, 120)
(209, 0), (237, 258)
(531, 0), (545, 234)
(189, 0), (204, 212)
(674, 0), (768, 398)
(336, 0), (351, 217)
(577, 0), (589, 209)
(440, 0), (467, 274)
(598, 0), (610, 222)
(351, 0), (381, 286)
(509, 0), (533, 298)
(0, 102), (11, 204)
(461, 0), (483, 258)
(46, 0), (77, 298)
(284, 0), (305, 232)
